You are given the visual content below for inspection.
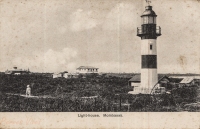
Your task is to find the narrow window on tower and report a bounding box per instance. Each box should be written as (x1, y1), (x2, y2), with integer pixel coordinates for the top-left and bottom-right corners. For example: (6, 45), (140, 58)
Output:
(150, 45), (153, 50)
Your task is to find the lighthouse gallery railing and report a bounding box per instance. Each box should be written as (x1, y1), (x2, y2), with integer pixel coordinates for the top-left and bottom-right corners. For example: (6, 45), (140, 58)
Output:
(137, 26), (161, 35)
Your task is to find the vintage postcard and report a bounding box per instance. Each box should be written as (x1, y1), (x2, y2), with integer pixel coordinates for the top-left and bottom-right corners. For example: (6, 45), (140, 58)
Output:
(0, 0), (200, 128)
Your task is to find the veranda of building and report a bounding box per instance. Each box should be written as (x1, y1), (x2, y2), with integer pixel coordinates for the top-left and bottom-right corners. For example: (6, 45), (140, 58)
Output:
(76, 66), (99, 74)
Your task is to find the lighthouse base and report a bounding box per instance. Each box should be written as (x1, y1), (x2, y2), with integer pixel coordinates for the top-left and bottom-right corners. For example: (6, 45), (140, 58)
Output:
(128, 86), (166, 95)
(128, 87), (153, 94)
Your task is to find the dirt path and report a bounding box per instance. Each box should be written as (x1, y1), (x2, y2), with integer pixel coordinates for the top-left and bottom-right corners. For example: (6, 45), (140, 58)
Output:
(6, 93), (55, 99)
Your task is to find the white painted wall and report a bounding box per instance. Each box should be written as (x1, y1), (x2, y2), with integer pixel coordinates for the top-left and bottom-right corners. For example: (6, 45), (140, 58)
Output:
(130, 39), (158, 94)
(141, 39), (157, 94)
(131, 82), (141, 87)
(141, 69), (158, 94)
(53, 73), (62, 78)
(63, 73), (69, 78)
(141, 39), (156, 55)
(76, 68), (98, 74)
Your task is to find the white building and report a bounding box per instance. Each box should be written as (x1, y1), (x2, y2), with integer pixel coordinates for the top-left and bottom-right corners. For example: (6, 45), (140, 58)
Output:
(53, 71), (68, 78)
(5, 67), (30, 75)
(76, 66), (98, 74)
(53, 71), (78, 78)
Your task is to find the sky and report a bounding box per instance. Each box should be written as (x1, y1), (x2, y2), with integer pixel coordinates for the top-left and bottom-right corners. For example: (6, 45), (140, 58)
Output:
(0, 0), (199, 73)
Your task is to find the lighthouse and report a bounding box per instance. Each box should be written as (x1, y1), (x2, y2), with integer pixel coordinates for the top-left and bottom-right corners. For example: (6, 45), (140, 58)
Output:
(129, 1), (161, 94)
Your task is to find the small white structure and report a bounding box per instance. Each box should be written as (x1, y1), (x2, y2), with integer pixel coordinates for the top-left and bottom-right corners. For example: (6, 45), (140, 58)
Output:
(53, 71), (78, 78)
(53, 72), (64, 78)
(128, 74), (141, 90)
(76, 66), (98, 74)
(66, 73), (79, 78)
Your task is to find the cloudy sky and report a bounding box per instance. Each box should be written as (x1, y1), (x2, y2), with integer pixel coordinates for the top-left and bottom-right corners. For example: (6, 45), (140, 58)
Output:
(0, 0), (199, 73)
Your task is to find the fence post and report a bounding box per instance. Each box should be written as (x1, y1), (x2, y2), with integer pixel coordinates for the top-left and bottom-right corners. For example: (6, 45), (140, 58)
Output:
(62, 97), (63, 112)
(119, 95), (121, 111)
(95, 98), (96, 107)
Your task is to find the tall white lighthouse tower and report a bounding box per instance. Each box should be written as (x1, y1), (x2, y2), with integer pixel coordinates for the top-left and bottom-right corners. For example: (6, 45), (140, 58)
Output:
(130, 1), (161, 94)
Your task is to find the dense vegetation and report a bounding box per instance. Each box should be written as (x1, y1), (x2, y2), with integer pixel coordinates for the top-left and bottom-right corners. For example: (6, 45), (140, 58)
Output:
(0, 74), (199, 112)
(0, 74), (131, 96)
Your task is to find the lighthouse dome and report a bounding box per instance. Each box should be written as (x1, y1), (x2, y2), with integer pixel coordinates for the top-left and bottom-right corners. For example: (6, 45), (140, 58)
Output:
(141, 6), (157, 17)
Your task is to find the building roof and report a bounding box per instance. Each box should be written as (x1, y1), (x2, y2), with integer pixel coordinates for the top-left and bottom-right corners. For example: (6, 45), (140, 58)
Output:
(141, 6), (157, 17)
(129, 74), (141, 82)
(77, 66), (98, 69)
(129, 74), (169, 82)
(168, 78), (183, 83)
(5, 67), (29, 71)
(180, 77), (194, 84)
(53, 71), (68, 75)
(67, 73), (78, 75)
(53, 72), (61, 75)
(5, 68), (29, 74)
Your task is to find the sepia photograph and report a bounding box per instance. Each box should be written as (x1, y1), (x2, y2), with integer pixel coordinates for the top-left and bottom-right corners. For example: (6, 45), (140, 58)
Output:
(0, 0), (200, 128)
